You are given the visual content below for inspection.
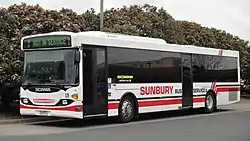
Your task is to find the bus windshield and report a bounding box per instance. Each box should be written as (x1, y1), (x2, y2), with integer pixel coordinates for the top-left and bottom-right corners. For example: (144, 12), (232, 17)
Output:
(22, 49), (78, 86)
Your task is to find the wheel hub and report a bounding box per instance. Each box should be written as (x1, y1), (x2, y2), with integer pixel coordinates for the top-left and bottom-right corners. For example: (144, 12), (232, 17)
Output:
(122, 100), (133, 118)
(206, 95), (213, 109)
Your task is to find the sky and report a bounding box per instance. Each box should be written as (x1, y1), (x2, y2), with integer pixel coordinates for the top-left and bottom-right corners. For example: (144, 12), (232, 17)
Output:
(1, 0), (250, 42)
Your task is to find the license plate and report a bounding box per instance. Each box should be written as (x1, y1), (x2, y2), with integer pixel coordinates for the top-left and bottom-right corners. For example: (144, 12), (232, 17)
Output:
(37, 111), (50, 116)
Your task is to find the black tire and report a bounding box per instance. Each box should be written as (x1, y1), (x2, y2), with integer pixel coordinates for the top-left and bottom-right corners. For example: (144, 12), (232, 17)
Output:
(204, 92), (216, 113)
(118, 96), (135, 123)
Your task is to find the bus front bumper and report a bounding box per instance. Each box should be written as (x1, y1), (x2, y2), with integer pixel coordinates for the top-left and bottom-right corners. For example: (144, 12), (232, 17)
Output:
(20, 104), (83, 119)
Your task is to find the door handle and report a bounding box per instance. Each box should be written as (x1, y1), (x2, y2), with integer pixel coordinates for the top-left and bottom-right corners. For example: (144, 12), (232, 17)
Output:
(98, 92), (101, 97)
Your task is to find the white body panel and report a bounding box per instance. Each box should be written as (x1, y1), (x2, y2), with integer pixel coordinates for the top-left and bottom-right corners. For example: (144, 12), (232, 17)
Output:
(106, 82), (240, 117)
(20, 31), (241, 119)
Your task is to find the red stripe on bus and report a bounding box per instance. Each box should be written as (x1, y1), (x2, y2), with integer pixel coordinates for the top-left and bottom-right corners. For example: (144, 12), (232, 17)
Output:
(108, 103), (119, 109)
(211, 82), (216, 91)
(21, 86), (240, 111)
(20, 104), (83, 112)
(216, 86), (240, 95)
(193, 97), (206, 102)
(108, 97), (205, 109)
(216, 87), (240, 92)
(138, 98), (182, 107)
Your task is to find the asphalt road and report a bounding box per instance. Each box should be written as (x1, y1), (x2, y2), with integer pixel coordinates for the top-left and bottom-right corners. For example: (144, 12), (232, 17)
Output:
(1, 100), (250, 141)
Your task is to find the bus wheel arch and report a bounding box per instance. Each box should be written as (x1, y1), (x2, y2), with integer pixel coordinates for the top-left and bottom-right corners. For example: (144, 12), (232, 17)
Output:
(204, 90), (217, 113)
(118, 92), (138, 123)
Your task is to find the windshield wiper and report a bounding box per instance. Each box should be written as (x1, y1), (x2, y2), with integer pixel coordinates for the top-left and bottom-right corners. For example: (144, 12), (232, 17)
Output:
(24, 81), (37, 86)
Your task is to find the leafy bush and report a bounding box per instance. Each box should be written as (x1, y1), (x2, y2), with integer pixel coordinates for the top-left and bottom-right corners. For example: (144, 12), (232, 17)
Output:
(0, 3), (249, 96)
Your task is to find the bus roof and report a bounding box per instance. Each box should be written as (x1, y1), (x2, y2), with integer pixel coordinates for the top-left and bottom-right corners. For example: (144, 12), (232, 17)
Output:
(76, 31), (167, 44)
(21, 31), (239, 57)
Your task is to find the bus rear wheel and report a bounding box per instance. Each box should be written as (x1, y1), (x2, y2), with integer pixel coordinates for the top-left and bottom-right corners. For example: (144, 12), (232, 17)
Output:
(118, 96), (135, 123)
(204, 92), (216, 113)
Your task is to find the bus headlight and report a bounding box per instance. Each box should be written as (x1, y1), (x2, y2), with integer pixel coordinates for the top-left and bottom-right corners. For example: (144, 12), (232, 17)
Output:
(62, 100), (68, 105)
(23, 98), (28, 104)
(71, 94), (78, 100)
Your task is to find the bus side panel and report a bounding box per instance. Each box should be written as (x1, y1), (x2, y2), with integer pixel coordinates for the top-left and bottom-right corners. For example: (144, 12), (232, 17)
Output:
(192, 83), (208, 108)
(107, 83), (206, 116)
(137, 98), (182, 114)
(193, 82), (240, 107)
(107, 101), (119, 116)
(107, 82), (240, 117)
(216, 83), (240, 106)
(107, 83), (182, 116)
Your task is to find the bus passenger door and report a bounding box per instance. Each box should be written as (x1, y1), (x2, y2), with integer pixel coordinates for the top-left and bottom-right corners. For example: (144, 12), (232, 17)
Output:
(181, 54), (193, 108)
(82, 45), (108, 117)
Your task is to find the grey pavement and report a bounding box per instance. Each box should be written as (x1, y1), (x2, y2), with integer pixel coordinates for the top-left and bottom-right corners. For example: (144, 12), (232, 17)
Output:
(219, 98), (250, 111)
(1, 99), (250, 141)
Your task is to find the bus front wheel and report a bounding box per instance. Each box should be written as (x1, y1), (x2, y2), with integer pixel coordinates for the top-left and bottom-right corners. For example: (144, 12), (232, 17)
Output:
(118, 96), (135, 123)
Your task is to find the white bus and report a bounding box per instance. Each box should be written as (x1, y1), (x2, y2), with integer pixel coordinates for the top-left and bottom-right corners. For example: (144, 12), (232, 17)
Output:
(20, 31), (241, 123)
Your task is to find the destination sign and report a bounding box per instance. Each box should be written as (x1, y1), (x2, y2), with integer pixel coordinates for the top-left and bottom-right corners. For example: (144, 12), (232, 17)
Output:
(23, 35), (71, 49)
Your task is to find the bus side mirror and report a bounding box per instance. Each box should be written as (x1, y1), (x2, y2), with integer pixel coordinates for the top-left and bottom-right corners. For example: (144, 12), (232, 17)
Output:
(75, 51), (80, 63)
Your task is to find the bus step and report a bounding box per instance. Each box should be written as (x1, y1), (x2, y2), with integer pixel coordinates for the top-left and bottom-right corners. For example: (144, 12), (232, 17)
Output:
(178, 106), (192, 110)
